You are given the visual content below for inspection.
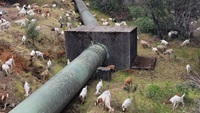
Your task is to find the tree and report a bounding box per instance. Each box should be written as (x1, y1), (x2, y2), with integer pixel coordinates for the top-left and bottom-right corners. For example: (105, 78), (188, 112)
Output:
(25, 22), (39, 46)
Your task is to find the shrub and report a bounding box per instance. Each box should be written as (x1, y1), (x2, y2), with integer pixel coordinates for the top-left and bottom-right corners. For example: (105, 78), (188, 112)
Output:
(128, 6), (146, 19)
(135, 17), (156, 34)
(146, 84), (162, 99)
(25, 22), (39, 46)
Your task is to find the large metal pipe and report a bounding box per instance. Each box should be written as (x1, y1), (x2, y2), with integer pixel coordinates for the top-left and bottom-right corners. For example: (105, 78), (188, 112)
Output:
(74, 0), (99, 26)
(9, 44), (108, 113)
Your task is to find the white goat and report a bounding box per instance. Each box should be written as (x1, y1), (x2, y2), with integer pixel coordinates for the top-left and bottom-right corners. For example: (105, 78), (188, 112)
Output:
(181, 39), (190, 47)
(47, 59), (52, 69)
(152, 47), (159, 54)
(5, 56), (15, 69)
(140, 40), (151, 48)
(14, 18), (29, 27)
(168, 31), (178, 38)
(0, 21), (10, 31)
(2, 64), (10, 76)
(24, 81), (30, 97)
(35, 51), (44, 59)
(22, 35), (26, 45)
(30, 50), (35, 57)
(163, 49), (173, 56)
(94, 79), (103, 95)
(79, 86), (87, 104)
(165, 93), (185, 110)
(95, 90), (110, 106)
(67, 59), (70, 65)
(104, 94), (114, 112)
(161, 39), (169, 46)
(186, 64), (191, 75)
(122, 98), (132, 112)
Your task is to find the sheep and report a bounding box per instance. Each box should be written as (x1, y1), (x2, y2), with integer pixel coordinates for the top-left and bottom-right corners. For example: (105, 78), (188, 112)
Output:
(181, 39), (190, 47)
(94, 79), (103, 95)
(104, 94), (114, 113)
(40, 67), (50, 83)
(24, 81), (30, 97)
(122, 98), (132, 112)
(94, 90), (110, 106)
(157, 45), (167, 53)
(0, 92), (9, 111)
(2, 64), (10, 76)
(47, 59), (52, 69)
(168, 31), (178, 39)
(186, 64), (191, 75)
(79, 86), (87, 104)
(5, 56), (15, 69)
(35, 51), (44, 59)
(164, 93), (185, 110)
(106, 65), (116, 72)
(163, 49), (173, 56)
(122, 77), (132, 90)
(22, 35), (26, 45)
(140, 40), (151, 48)
(161, 39), (169, 46)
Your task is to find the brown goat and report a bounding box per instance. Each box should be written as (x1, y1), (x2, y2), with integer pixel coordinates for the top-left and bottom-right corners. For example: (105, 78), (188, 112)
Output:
(106, 65), (116, 72)
(40, 67), (50, 83)
(0, 92), (9, 111)
(122, 77), (132, 89)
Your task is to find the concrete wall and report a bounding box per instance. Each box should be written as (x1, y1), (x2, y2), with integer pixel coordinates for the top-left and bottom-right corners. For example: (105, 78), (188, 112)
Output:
(65, 26), (137, 70)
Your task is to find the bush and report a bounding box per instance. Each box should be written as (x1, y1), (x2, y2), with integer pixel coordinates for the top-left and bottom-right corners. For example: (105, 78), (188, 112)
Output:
(146, 84), (162, 99)
(128, 6), (146, 19)
(25, 22), (39, 46)
(135, 17), (156, 34)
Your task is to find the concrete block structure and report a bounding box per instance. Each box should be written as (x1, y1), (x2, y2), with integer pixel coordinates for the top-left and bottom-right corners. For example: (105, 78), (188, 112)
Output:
(65, 26), (137, 70)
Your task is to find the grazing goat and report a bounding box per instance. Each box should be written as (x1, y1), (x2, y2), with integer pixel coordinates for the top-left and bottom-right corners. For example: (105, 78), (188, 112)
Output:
(157, 45), (167, 53)
(122, 98), (132, 112)
(186, 64), (191, 75)
(106, 65), (116, 72)
(35, 51), (44, 59)
(168, 31), (178, 39)
(140, 40), (150, 48)
(104, 94), (114, 113)
(165, 93), (185, 110)
(2, 64), (10, 76)
(0, 92), (9, 111)
(40, 67), (50, 83)
(24, 81), (30, 97)
(79, 86), (87, 104)
(5, 56), (15, 69)
(94, 90), (110, 106)
(94, 79), (103, 95)
(152, 47), (159, 55)
(163, 49), (173, 56)
(161, 39), (169, 46)
(122, 77), (132, 90)
(181, 39), (190, 47)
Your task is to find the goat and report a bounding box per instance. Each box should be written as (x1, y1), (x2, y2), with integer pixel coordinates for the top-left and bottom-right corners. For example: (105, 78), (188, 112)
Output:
(35, 51), (44, 59)
(5, 56), (15, 69)
(164, 93), (185, 110)
(168, 31), (178, 39)
(106, 65), (116, 72)
(152, 47), (159, 55)
(67, 59), (70, 65)
(122, 98), (132, 112)
(163, 49), (173, 56)
(79, 86), (87, 104)
(181, 39), (190, 47)
(161, 39), (169, 46)
(24, 81), (30, 97)
(94, 79), (103, 95)
(157, 45), (167, 54)
(104, 94), (114, 112)
(140, 40), (150, 48)
(40, 67), (50, 83)
(94, 90), (110, 106)
(186, 64), (191, 75)
(0, 92), (9, 111)
(0, 21), (10, 31)
(47, 59), (52, 69)
(2, 64), (10, 76)
(122, 77), (132, 90)
(22, 35), (26, 45)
